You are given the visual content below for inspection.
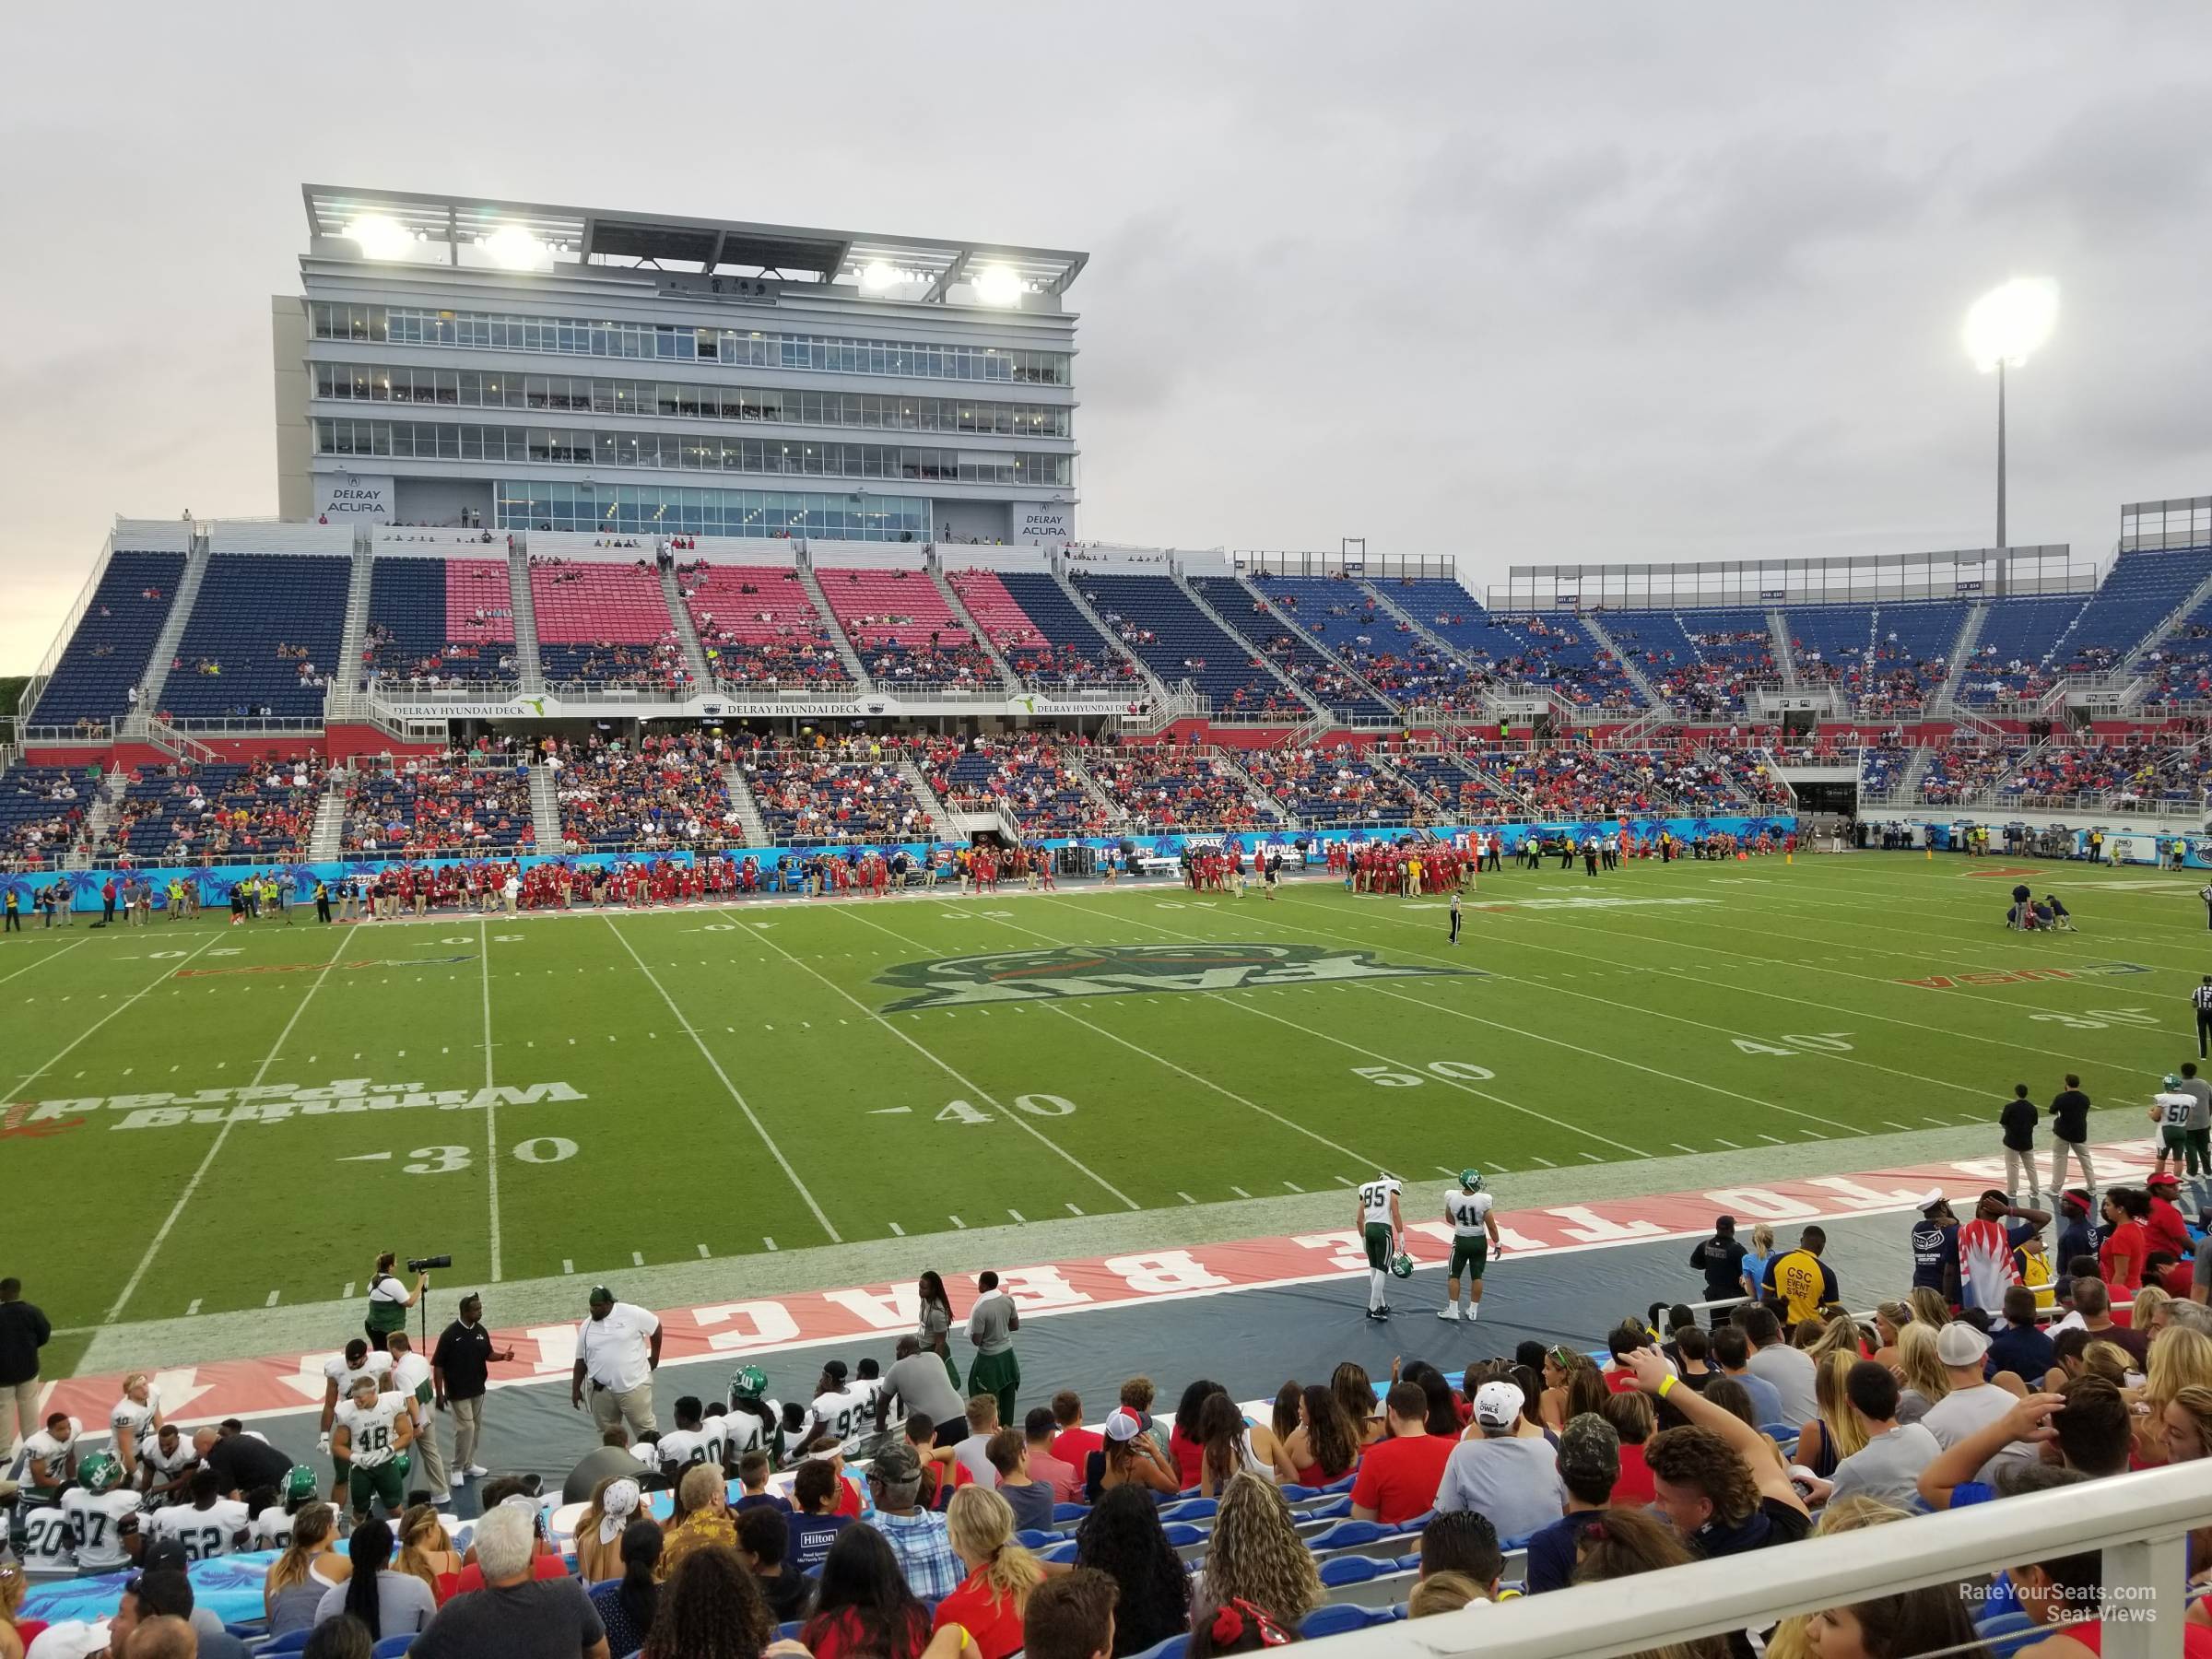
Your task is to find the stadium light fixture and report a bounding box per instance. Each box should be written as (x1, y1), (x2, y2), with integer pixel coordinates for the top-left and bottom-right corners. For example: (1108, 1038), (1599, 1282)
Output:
(973, 265), (1024, 307)
(346, 216), (414, 262)
(859, 260), (898, 293)
(479, 225), (548, 270)
(1962, 277), (2058, 552)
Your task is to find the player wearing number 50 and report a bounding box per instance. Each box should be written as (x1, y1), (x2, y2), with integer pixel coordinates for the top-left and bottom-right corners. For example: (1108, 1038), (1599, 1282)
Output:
(1356, 1173), (1406, 1322)
(572, 1287), (664, 1440)
(332, 1373), (415, 1522)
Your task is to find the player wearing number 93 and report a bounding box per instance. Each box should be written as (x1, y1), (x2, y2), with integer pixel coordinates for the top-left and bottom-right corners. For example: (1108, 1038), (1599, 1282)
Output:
(331, 1373), (415, 1521)
(1355, 1173), (1407, 1321)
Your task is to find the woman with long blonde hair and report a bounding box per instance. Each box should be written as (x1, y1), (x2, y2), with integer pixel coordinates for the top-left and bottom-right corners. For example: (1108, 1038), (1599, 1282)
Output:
(395, 1503), (463, 1597)
(1196, 1471), (1324, 1629)
(1893, 1323), (1950, 1423)
(1808, 1315), (1865, 1366)
(1792, 1350), (1871, 1478)
(935, 1485), (1047, 1659)
(1869, 1301), (1912, 1369)
(2133, 1285), (2173, 1335)
(263, 1501), (348, 1636)
(2136, 1327), (2212, 1464)
(1905, 1287), (1950, 1331)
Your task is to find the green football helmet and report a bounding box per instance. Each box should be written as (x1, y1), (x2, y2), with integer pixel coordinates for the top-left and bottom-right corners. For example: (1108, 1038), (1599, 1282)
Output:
(77, 1451), (124, 1494)
(2164, 1074), (2183, 1091)
(1389, 1253), (1417, 1280)
(731, 1365), (770, 1403)
(1459, 1169), (1485, 1194)
(282, 1463), (320, 1506)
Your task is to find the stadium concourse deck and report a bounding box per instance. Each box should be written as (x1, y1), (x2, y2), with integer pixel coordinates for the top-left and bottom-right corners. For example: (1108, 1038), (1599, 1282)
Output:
(49, 1114), (2161, 1512)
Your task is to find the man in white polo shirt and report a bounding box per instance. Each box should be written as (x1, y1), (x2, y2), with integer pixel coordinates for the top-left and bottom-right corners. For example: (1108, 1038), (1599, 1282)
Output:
(570, 1285), (662, 1440)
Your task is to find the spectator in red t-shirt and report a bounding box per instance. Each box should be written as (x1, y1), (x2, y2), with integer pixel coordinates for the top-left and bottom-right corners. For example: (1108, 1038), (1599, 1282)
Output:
(1169, 1381), (1223, 1488)
(1350, 1382), (1455, 1525)
(1050, 1391), (1103, 1476)
(1599, 1392), (1658, 1506)
(1024, 1408), (1083, 1504)
(2100, 1190), (2152, 1297)
(934, 1487), (1043, 1659)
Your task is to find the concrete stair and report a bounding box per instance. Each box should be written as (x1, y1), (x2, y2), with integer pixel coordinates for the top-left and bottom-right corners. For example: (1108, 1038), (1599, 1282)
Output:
(1175, 573), (1326, 719)
(507, 547), (546, 691)
(135, 542), (209, 715)
(309, 771), (350, 861)
(1927, 604), (1988, 716)
(1577, 612), (1671, 713)
(796, 562), (872, 686)
(929, 563), (1024, 692)
(1063, 757), (1128, 830)
(659, 564), (714, 687)
(1051, 567), (1176, 702)
(529, 765), (562, 849)
(899, 759), (953, 835)
(337, 547), (376, 690)
(721, 763), (771, 845)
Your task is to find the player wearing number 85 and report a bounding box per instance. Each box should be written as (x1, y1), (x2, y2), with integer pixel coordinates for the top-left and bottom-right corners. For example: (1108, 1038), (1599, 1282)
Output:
(1355, 1174), (1406, 1321)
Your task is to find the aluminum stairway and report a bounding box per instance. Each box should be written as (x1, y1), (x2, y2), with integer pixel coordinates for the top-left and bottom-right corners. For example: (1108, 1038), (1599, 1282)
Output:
(335, 546), (377, 690)
(528, 765), (562, 848)
(720, 763), (771, 845)
(658, 564), (714, 687)
(134, 541), (210, 715)
(796, 561), (872, 686)
(928, 561), (1024, 693)
(507, 547), (546, 692)
(309, 771), (350, 861)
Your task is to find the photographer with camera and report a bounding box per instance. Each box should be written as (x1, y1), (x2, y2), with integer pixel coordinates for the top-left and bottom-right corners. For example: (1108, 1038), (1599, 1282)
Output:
(364, 1252), (441, 1353)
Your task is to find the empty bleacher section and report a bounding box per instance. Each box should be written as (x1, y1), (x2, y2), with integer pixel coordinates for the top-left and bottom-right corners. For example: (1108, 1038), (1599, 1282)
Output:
(1252, 574), (1488, 711)
(1950, 595), (2084, 704)
(0, 766), (94, 867)
(816, 564), (997, 687)
(1075, 574), (1305, 717)
(1189, 578), (1394, 721)
(551, 734), (738, 850)
(928, 738), (1111, 834)
(529, 558), (691, 688)
(1242, 747), (1428, 825)
(360, 558), (518, 688)
(1088, 747), (1268, 830)
(2141, 594), (2212, 707)
(29, 550), (187, 733)
(157, 553), (349, 723)
(677, 562), (853, 688)
(339, 758), (535, 854)
(110, 759), (324, 863)
(740, 746), (936, 842)
(2050, 545), (2212, 674)
(987, 571), (1144, 690)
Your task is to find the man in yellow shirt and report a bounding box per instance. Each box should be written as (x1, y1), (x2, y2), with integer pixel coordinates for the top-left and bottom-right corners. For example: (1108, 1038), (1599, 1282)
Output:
(1762, 1225), (1839, 1325)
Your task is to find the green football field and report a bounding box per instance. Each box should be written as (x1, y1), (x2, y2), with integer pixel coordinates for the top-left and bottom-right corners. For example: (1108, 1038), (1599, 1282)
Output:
(3, 854), (2196, 1371)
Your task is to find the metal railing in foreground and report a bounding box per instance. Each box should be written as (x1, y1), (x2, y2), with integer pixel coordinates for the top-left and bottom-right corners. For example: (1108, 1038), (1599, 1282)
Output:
(1317, 1462), (2208, 1659)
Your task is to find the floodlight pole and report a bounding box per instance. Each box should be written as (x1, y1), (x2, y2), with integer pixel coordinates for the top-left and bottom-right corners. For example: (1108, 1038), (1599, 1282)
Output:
(1995, 359), (2007, 552)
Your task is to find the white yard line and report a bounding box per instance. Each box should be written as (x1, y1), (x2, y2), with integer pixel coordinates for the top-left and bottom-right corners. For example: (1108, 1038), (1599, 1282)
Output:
(742, 906), (1140, 1211)
(603, 916), (841, 1244)
(0, 935), (88, 985)
(12, 932), (226, 1097)
(479, 920), (503, 1282)
(105, 927), (350, 1322)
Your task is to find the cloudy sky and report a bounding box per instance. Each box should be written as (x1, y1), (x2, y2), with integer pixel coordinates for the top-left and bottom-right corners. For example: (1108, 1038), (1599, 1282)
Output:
(5, 2), (2208, 670)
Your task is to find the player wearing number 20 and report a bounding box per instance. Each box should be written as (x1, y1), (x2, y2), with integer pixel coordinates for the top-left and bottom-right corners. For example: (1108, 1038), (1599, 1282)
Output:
(1357, 1175), (1407, 1322)
(1438, 1170), (1505, 1324)
(332, 1372), (416, 1521)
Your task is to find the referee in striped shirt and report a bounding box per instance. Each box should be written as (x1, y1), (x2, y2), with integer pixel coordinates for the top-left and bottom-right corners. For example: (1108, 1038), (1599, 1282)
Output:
(2194, 976), (2212, 1058)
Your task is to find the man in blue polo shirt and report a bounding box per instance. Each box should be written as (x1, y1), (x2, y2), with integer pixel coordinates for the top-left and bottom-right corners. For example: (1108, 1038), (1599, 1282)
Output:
(1917, 1375), (2132, 1511)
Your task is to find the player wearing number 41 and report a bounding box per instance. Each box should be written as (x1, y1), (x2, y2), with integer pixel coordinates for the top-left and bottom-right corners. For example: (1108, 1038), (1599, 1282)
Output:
(1437, 1169), (1504, 1323)
(1355, 1173), (1408, 1321)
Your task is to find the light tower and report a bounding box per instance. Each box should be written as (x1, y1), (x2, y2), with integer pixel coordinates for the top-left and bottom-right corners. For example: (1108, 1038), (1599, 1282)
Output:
(1962, 278), (2059, 551)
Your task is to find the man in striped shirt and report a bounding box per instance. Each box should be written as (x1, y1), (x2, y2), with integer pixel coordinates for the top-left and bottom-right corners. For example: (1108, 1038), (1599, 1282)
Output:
(2193, 975), (2212, 1057)
(1957, 1190), (2051, 1318)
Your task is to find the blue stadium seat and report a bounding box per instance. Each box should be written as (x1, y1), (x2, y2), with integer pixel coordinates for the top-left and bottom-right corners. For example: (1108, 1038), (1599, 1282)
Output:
(1016, 1527), (1057, 1548)
(160, 552), (350, 722)
(1301, 1605), (1399, 1637)
(1043, 1539), (1081, 1564)
(1073, 573), (1304, 717)
(1052, 1501), (1090, 1523)
(1159, 1522), (1206, 1547)
(370, 1638), (415, 1659)
(1305, 1520), (1391, 1550)
(1973, 1608), (2040, 1657)
(1128, 1637), (1188, 1659)
(253, 1634), (312, 1657)
(1318, 1555), (1390, 1586)
(1188, 576), (1394, 721)
(777, 1620), (806, 1641)
(29, 549), (186, 730)
(1157, 1498), (1217, 1522)
(995, 571), (1143, 688)
(1248, 572), (1485, 711)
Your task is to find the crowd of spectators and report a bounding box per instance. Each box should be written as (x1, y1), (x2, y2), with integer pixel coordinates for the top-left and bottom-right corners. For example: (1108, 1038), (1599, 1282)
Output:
(1085, 747), (1268, 832)
(1241, 748), (1427, 826)
(1998, 743), (2212, 808)
(548, 734), (743, 852)
(1917, 746), (2028, 806)
(928, 737), (1112, 837)
(0, 768), (94, 867)
(741, 740), (937, 843)
(112, 759), (325, 865)
(341, 757), (533, 855)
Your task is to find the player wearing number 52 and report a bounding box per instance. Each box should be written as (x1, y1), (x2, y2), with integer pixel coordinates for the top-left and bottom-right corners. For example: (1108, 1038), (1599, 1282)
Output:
(363, 1251), (426, 1353)
(572, 1286), (664, 1440)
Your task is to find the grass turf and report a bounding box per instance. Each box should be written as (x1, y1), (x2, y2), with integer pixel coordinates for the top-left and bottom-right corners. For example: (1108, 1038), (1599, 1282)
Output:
(3, 853), (2194, 1375)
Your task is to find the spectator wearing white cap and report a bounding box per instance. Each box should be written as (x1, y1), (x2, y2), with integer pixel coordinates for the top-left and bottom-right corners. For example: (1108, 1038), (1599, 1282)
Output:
(1431, 1381), (1567, 1540)
(1919, 1323), (2037, 1484)
(1097, 1406), (1179, 1499)
(570, 1287), (662, 1441)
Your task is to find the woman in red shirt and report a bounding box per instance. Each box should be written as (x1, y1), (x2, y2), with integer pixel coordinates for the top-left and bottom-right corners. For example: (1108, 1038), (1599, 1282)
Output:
(1598, 1392), (1657, 1506)
(802, 1526), (935, 1659)
(934, 1488), (1045, 1659)
(1170, 1380), (1223, 1488)
(1282, 1385), (1359, 1488)
(2100, 1190), (2152, 1297)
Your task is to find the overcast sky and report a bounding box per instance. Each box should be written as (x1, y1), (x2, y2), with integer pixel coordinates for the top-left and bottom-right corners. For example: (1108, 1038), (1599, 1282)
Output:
(5, 2), (2209, 671)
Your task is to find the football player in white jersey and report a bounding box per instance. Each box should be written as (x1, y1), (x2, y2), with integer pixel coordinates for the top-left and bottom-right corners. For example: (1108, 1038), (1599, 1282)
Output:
(136, 1421), (199, 1507)
(1438, 1168), (1505, 1323)
(654, 1396), (714, 1480)
(1354, 1172), (1405, 1320)
(697, 1403), (733, 1476)
(318, 1337), (394, 1500)
(806, 1366), (882, 1457)
(850, 1358), (897, 1438)
(726, 1367), (785, 1467)
(252, 1465), (327, 1549)
(64, 1451), (144, 1574)
(17, 1412), (80, 1497)
(15, 1499), (76, 1576)
(109, 1371), (164, 1475)
(331, 1374), (415, 1521)
(147, 1467), (251, 1560)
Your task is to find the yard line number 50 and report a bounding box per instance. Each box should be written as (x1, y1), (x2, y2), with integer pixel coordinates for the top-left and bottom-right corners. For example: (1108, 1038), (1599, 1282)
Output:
(1351, 1061), (1496, 1088)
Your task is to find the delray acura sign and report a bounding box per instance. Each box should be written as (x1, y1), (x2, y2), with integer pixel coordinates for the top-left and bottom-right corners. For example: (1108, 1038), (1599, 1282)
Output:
(316, 474), (394, 522)
(1017, 505), (1072, 543)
